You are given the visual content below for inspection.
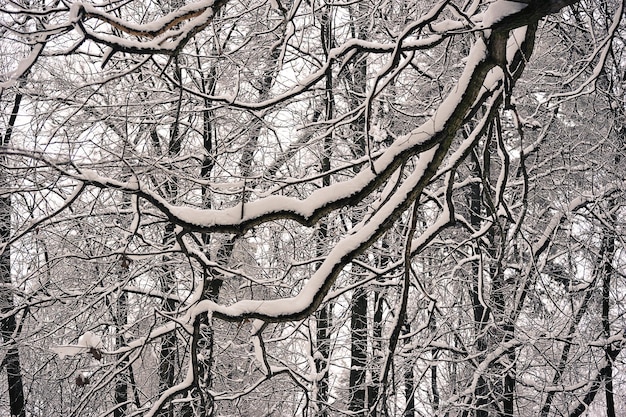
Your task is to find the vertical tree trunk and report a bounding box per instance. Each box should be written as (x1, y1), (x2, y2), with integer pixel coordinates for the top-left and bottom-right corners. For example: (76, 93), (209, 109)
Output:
(349, 286), (368, 416)
(429, 318), (440, 413)
(114, 282), (129, 417)
(490, 115), (516, 417)
(1, 90), (26, 417)
(314, 141), (332, 415)
(156, 58), (184, 417)
(314, 299), (332, 417)
(466, 117), (518, 416)
(182, 46), (219, 417)
(403, 323), (415, 417)
(601, 118), (623, 417)
(347, 2), (369, 414)
(601, 221), (616, 417)
(314, 4), (334, 415)
(467, 150), (489, 417)
(369, 290), (384, 416)
(113, 172), (135, 416)
(157, 224), (178, 417)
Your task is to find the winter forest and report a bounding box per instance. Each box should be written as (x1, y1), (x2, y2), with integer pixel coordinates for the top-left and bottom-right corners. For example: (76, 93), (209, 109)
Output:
(1, 0), (625, 416)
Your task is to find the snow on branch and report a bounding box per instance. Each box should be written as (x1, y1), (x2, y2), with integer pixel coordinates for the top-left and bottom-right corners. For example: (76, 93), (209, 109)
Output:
(117, 27), (537, 325)
(70, 0), (229, 55)
(480, 1), (529, 28)
(50, 331), (104, 360)
(71, 0), (224, 39)
(69, 34), (509, 237)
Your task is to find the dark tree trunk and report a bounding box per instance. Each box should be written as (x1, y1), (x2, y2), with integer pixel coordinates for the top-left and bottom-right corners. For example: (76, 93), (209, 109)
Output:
(467, 151), (489, 417)
(1, 89), (26, 417)
(403, 323), (415, 417)
(347, 1), (369, 414)
(114, 288), (128, 417)
(156, 60), (184, 416)
(349, 286), (368, 416)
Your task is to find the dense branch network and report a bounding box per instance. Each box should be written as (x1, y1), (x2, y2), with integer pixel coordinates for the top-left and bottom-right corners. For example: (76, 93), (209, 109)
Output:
(2, 0), (624, 416)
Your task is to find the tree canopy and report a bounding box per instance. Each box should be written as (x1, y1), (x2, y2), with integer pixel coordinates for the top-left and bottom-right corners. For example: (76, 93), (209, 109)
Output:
(1, 0), (625, 416)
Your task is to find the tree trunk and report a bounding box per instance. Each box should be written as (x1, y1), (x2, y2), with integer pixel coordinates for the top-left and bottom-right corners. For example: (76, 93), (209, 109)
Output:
(313, 5), (335, 415)
(467, 151), (489, 417)
(347, 1), (369, 414)
(403, 323), (415, 417)
(1, 89), (26, 417)
(156, 59), (184, 417)
(114, 287), (129, 417)
(349, 286), (368, 416)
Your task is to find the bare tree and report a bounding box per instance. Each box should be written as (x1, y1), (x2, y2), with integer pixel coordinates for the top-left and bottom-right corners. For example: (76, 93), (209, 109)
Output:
(2, 1), (625, 416)
(1, 75), (26, 417)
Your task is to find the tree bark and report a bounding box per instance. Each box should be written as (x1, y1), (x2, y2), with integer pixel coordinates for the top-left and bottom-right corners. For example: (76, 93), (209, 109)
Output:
(347, 2), (369, 414)
(1, 89), (26, 417)
(314, 6), (334, 413)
